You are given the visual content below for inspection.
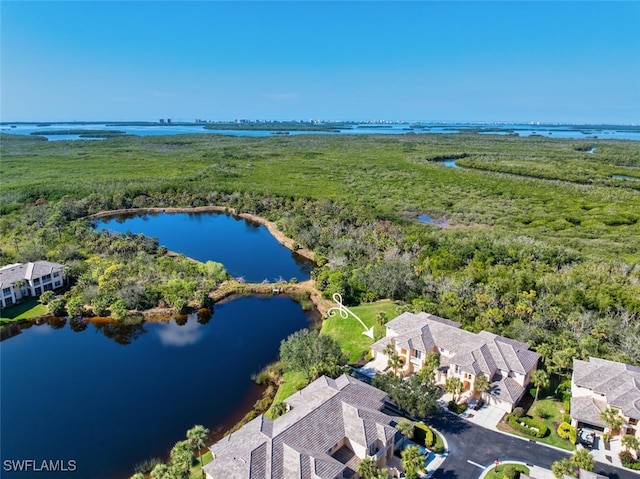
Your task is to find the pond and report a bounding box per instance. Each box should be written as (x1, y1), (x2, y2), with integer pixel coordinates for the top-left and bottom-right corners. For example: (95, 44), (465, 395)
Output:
(97, 211), (313, 282)
(442, 159), (460, 168)
(0, 295), (315, 479)
(418, 215), (448, 227)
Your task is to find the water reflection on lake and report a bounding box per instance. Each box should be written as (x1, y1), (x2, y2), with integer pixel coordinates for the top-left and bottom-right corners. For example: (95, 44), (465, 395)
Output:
(156, 318), (204, 347)
(0, 295), (314, 479)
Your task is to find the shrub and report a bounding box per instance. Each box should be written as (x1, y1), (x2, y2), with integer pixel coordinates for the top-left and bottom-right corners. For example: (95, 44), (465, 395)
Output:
(557, 422), (577, 444)
(110, 299), (128, 321)
(47, 298), (66, 316)
(271, 401), (288, 418)
(563, 398), (571, 414)
(448, 400), (466, 414)
(413, 423), (431, 446)
(555, 379), (572, 400)
(502, 465), (519, 479)
(512, 407), (525, 418)
(507, 414), (548, 438)
(563, 414), (572, 424)
(620, 451), (640, 470)
(39, 290), (55, 305)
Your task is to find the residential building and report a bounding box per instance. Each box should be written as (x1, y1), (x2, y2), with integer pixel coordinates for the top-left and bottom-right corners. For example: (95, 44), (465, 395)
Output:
(570, 357), (640, 440)
(0, 261), (65, 308)
(370, 312), (540, 412)
(204, 375), (405, 479)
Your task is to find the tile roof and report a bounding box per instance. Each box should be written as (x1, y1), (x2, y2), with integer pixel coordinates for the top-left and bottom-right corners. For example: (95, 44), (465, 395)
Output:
(570, 396), (607, 428)
(573, 357), (640, 420)
(380, 312), (540, 394)
(0, 261), (64, 287)
(490, 377), (525, 404)
(204, 375), (400, 479)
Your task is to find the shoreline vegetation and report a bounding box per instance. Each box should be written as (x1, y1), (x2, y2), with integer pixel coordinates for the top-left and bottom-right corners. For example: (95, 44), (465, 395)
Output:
(1, 206), (324, 325)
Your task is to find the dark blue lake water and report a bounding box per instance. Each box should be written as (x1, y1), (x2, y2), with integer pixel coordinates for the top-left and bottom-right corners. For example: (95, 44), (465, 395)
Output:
(97, 212), (312, 282)
(0, 295), (313, 479)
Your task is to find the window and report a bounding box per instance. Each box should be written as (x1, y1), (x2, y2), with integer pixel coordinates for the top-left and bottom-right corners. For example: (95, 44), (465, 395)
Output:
(34, 278), (40, 285)
(4, 297), (13, 306)
(630, 418), (638, 426)
(54, 281), (61, 288)
(53, 271), (60, 278)
(413, 350), (423, 359)
(42, 274), (52, 283)
(35, 287), (42, 295)
(3, 287), (11, 296)
(43, 283), (53, 292)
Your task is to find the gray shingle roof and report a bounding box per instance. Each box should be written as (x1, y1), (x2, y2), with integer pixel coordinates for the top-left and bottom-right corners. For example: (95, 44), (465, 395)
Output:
(204, 375), (400, 479)
(0, 261), (64, 288)
(573, 357), (640, 420)
(381, 312), (540, 390)
(490, 377), (526, 404)
(570, 396), (607, 428)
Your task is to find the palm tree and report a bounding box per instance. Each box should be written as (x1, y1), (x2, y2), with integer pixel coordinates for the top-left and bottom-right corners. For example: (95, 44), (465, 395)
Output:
(600, 406), (624, 435)
(531, 369), (550, 403)
(444, 376), (463, 403)
(396, 420), (414, 440)
(622, 434), (640, 453)
(150, 463), (172, 479)
(473, 374), (491, 399)
(571, 448), (594, 472)
(551, 458), (575, 479)
(357, 458), (378, 479)
(384, 343), (404, 375)
(187, 424), (210, 471)
(419, 352), (440, 384)
(396, 420), (414, 447)
(374, 468), (390, 479)
(170, 440), (193, 478)
(401, 444), (426, 476)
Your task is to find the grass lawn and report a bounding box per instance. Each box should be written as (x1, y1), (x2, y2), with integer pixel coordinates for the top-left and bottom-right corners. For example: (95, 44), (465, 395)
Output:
(484, 463), (530, 477)
(497, 398), (575, 451)
(431, 427), (445, 453)
(265, 370), (309, 419)
(321, 300), (400, 363)
(189, 450), (213, 478)
(0, 298), (47, 324)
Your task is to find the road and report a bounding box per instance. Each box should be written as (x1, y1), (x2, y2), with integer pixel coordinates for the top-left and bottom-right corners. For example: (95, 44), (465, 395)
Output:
(428, 412), (638, 479)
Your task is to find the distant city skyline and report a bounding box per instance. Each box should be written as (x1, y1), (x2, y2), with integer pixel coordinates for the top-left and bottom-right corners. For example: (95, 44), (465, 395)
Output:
(1, 1), (639, 124)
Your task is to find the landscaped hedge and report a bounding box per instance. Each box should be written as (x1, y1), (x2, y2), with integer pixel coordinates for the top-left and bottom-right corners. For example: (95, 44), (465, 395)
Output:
(556, 422), (576, 444)
(507, 414), (549, 438)
(415, 422), (434, 447)
(413, 423), (445, 454)
(448, 400), (467, 414)
(620, 451), (640, 470)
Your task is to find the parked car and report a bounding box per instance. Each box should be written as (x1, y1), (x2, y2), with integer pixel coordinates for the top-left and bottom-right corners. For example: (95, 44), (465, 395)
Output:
(577, 428), (596, 448)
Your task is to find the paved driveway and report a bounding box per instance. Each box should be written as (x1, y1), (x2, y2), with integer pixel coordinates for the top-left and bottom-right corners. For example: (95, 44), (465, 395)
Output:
(428, 412), (638, 479)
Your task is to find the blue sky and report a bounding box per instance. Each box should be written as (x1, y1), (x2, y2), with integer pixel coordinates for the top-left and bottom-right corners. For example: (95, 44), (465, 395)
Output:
(1, 1), (639, 123)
